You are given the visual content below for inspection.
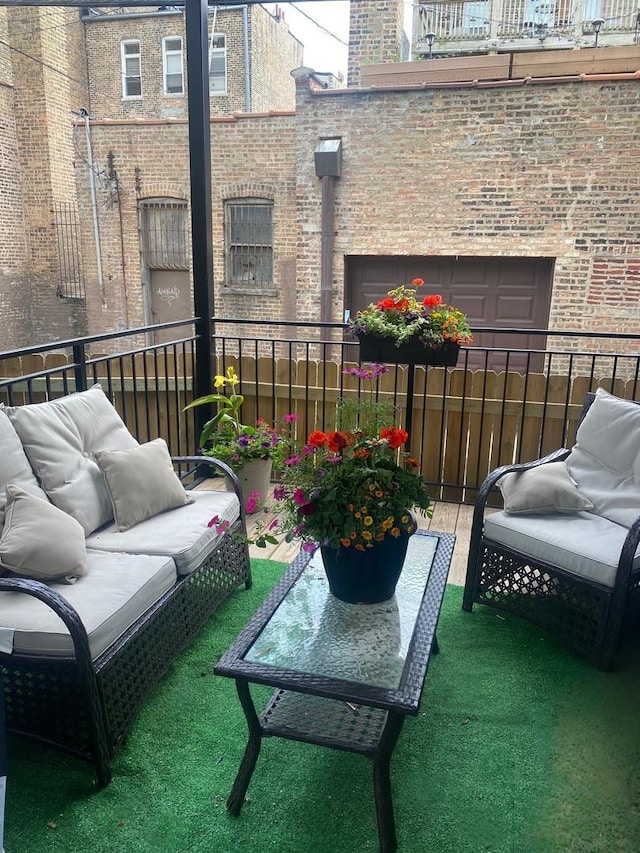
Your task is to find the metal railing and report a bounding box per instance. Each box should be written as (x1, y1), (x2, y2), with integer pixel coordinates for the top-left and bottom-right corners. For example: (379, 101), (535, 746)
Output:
(2, 316), (640, 503)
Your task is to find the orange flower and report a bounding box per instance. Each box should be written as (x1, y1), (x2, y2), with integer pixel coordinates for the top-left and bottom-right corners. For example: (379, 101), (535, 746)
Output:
(411, 278), (425, 287)
(355, 543), (365, 551)
(406, 457), (419, 469)
(376, 297), (396, 310)
(340, 538), (351, 547)
(353, 448), (370, 459)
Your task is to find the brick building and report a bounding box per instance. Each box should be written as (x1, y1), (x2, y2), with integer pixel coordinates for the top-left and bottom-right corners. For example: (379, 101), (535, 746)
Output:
(2, 0), (639, 354)
(0, 3), (302, 347)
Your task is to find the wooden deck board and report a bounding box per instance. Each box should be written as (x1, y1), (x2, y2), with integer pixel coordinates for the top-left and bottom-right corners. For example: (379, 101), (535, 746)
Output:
(196, 477), (477, 586)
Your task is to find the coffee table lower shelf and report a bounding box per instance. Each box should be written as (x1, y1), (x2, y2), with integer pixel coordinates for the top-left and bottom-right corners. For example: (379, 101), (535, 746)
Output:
(262, 688), (390, 755)
(226, 679), (408, 853)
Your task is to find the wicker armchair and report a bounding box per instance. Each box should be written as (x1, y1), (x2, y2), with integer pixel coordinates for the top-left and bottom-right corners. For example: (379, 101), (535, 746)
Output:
(463, 390), (640, 671)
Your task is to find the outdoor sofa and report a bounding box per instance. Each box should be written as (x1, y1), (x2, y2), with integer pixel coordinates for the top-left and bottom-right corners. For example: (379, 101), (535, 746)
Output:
(464, 388), (640, 670)
(0, 384), (251, 786)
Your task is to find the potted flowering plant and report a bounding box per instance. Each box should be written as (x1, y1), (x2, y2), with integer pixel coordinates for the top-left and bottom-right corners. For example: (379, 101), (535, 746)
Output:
(184, 365), (297, 513)
(347, 278), (472, 366)
(225, 364), (432, 603)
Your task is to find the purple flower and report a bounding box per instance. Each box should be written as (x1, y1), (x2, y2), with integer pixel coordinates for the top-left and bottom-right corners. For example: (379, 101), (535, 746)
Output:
(302, 541), (318, 554)
(285, 455), (300, 466)
(284, 413), (299, 423)
(245, 495), (258, 513)
(268, 518), (279, 531)
(302, 445), (314, 456)
(293, 488), (306, 506)
(273, 484), (286, 500)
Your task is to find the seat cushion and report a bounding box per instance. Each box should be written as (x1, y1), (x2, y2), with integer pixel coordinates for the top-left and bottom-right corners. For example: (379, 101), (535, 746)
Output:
(4, 385), (138, 536)
(95, 438), (194, 531)
(86, 490), (240, 576)
(484, 510), (640, 588)
(566, 388), (640, 528)
(0, 408), (49, 530)
(0, 549), (177, 659)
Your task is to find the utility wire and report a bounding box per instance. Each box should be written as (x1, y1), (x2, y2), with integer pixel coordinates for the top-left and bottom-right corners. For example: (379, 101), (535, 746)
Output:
(288, 2), (349, 47)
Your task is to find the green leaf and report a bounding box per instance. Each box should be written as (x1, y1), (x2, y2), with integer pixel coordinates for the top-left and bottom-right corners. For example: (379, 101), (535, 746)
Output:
(183, 393), (231, 410)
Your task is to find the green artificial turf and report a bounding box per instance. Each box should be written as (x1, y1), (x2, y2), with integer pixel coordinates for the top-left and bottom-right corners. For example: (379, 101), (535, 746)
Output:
(5, 558), (640, 853)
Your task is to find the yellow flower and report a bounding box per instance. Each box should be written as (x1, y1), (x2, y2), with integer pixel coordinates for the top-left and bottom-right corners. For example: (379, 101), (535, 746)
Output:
(401, 514), (410, 524)
(214, 374), (226, 388)
(375, 490), (383, 498)
(355, 511), (361, 519)
(362, 530), (372, 540)
(391, 527), (401, 537)
(368, 483), (376, 492)
(225, 366), (239, 385)
(363, 516), (373, 526)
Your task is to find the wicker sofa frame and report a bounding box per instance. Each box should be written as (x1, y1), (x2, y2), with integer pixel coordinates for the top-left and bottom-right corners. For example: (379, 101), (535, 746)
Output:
(462, 394), (640, 671)
(0, 456), (251, 787)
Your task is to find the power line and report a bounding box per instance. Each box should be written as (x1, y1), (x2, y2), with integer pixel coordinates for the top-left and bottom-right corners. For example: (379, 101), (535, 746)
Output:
(288, 2), (348, 47)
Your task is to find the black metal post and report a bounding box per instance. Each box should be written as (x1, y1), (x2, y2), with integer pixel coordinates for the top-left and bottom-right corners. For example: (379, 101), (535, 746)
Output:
(185, 0), (214, 440)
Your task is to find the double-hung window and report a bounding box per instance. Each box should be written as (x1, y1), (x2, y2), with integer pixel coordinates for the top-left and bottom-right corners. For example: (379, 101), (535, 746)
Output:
(162, 36), (183, 95)
(225, 199), (274, 287)
(121, 39), (141, 99)
(209, 33), (227, 95)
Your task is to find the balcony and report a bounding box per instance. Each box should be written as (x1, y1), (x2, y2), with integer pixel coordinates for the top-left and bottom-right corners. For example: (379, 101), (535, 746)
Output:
(413, 0), (640, 56)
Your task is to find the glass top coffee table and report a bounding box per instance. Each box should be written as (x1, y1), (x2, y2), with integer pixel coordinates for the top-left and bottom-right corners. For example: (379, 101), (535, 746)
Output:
(215, 530), (455, 853)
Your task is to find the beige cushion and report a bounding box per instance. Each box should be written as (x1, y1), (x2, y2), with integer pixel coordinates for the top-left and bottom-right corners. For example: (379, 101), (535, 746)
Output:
(484, 510), (640, 588)
(567, 388), (640, 527)
(0, 549), (177, 659)
(86, 489), (240, 576)
(95, 438), (193, 531)
(4, 384), (138, 535)
(0, 485), (87, 584)
(0, 408), (49, 530)
(497, 461), (593, 515)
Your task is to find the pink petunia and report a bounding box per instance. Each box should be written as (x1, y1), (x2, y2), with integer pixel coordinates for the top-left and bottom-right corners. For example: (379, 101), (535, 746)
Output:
(268, 518), (279, 530)
(284, 413), (299, 423)
(285, 455), (301, 466)
(293, 488), (306, 506)
(207, 515), (220, 528)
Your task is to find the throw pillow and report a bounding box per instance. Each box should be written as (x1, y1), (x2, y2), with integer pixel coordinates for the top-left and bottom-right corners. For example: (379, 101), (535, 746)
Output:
(497, 461), (594, 515)
(95, 438), (194, 532)
(0, 484), (87, 584)
(4, 384), (139, 536)
(0, 408), (49, 529)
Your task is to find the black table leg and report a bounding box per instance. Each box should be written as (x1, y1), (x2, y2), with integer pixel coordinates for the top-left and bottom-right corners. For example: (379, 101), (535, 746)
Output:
(372, 711), (405, 853)
(226, 679), (262, 815)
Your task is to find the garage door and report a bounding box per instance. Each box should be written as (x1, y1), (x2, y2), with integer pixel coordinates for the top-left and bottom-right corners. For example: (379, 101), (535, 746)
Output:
(345, 256), (553, 372)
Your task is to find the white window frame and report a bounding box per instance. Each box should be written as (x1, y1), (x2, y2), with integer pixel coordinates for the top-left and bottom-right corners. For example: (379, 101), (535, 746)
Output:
(121, 39), (142, 100)
(162, 35), (184, 96)
(209, 33), (227, 96)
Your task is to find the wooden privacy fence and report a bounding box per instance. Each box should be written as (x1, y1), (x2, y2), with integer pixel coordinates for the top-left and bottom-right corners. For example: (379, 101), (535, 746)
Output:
(2, 350), (639, 503)
(225, 355), (640, 504)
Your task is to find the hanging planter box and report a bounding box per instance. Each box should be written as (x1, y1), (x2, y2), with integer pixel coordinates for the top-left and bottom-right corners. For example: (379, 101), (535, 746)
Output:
(359, 335), (460, 366)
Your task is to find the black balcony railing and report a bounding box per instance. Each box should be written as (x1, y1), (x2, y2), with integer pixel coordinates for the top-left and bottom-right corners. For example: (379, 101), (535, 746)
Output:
(2, 317), (640, 504)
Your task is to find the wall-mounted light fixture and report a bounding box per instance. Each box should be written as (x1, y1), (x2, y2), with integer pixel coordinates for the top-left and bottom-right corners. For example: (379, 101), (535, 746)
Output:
(592, 18), (605, 48)
(425, 32), (436, 59)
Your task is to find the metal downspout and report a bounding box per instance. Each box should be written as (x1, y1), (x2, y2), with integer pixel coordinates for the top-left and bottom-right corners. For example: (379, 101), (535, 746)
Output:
(80, 109), (105, 307)
(320, 176), (335, 323)
(242, 4), (251, 112)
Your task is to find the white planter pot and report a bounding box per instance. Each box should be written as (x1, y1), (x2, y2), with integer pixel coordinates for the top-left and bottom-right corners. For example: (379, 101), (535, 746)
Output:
(230, 458), (273, 514)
